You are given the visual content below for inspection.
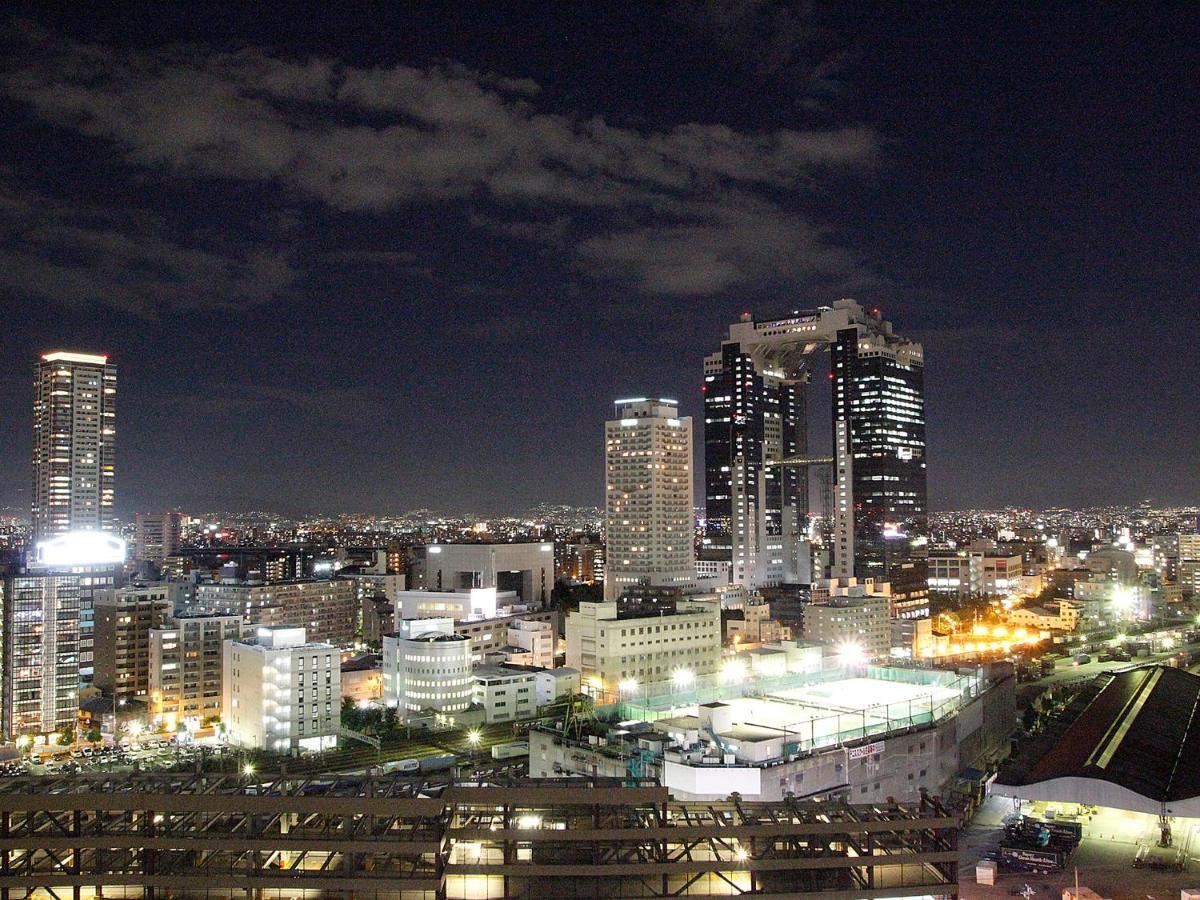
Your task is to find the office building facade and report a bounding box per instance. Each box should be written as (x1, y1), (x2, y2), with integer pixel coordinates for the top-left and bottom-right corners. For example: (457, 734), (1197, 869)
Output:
(604, 398), (695, 600)
(381, 618), (473, 721)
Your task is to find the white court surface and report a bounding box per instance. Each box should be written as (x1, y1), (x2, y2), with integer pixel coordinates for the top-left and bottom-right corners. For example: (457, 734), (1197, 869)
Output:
(769, 677), (963, 713)
(684, 677), (969, 748)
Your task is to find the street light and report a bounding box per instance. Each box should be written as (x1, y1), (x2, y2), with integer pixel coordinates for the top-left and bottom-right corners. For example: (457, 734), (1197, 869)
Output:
(720, 659), (747, 685)
(618, 678), (639, 696)
(467, 729), (481, 769)
(671, 668), (695, 692)
(837, 640), (867, 668)
(243, 762), (255, 777)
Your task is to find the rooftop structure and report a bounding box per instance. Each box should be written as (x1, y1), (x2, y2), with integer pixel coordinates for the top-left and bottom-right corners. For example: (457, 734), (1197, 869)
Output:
(994, 665), (1200, 817)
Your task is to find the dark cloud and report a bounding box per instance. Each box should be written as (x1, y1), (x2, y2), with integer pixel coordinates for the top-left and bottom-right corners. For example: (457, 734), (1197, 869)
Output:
(0, 177), (297, 316)
(1, 25), (875, 301)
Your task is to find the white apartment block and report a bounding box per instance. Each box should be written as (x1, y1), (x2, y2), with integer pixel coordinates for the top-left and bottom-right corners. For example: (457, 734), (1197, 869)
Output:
(150, 612), (243, 732)
(222, 626), (340, 753)
(382, 619), (473, 722)
(32, 351), (117, 541)
(472, 665), (538, 724)
(565, 599), (721, 691)
(535, 667), (581, 706)
(604, 398), (695, 600)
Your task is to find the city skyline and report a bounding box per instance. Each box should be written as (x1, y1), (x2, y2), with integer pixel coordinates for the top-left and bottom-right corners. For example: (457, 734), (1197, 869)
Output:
(1, 4), (1198, 516)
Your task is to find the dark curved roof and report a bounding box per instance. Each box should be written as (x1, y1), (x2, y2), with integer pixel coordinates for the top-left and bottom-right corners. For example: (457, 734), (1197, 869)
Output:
(997, 665), (1200, 802)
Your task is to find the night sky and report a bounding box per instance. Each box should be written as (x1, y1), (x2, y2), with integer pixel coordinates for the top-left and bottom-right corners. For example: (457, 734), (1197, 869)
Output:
(1, 3), (1197, 516)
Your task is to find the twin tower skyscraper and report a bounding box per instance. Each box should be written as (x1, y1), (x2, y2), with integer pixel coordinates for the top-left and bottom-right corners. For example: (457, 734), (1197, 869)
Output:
(606, 299), (928, 603)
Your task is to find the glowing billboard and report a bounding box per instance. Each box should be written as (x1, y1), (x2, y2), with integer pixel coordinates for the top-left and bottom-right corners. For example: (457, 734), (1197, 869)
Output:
(35, 531), (127, 567)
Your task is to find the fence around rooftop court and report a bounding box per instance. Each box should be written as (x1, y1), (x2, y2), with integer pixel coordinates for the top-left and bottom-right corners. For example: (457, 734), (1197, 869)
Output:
(605, 664), (984, 755)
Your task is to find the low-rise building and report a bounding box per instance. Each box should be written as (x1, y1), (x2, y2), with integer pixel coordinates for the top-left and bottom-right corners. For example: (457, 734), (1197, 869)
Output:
(222, 626), (340, 752)
(340, 655), (383, 705)
(801, 594), (890, 660)
(472, 665), (538, 723)
(565, 598), (722, 693)
(500, 618), (555, 668)
(382, 619), (473, 722)
(535, 667), (580, 707)
(1005, 600), (1081, 632)
(149, 612), (243, 733)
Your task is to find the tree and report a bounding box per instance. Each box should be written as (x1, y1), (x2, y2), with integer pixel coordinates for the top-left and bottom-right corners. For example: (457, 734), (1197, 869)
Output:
(86, 728), (102, 745)
(57, 725), (75, 746)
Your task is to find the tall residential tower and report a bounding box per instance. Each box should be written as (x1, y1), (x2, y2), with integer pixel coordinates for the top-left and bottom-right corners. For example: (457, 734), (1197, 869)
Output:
(32, 351), (117, 541)
(604, 398), (695, 600)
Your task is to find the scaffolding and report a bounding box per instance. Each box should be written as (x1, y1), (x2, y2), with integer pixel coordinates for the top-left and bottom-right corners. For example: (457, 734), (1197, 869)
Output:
(0, 773), (960, 899)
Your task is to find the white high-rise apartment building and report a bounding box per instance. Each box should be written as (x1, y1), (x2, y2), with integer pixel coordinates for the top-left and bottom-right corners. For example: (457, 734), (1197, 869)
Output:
(604, 398), (695, 600)
(222, 626), (340, 752)
(32, 351), (117, 542)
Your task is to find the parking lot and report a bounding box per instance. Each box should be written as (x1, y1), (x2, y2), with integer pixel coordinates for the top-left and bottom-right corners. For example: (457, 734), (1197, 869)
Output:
(8, 737), (232, 776)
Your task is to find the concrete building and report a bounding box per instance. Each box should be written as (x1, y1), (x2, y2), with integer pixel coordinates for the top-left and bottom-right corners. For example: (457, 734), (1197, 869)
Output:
(502, 617), (555, 668)
(1005, 600), (1081, 632)
(724, 597), (788, 646)
(31, 351), (117, 542)
(535, 667), (581, 706)
(1, 571), (82, 739)
(134, 512), (184, 563)
(565, 598), (722, 692)
(407, 542), (553, 607)
(928, 545), (1024, 599)
(361, 593), (395, 645)
(801, 594), (890, 661)
(381, 619), (473, 722)
(194, 578), (357, 647)
(392, 587), (521, 622)
(340, 655), (383, 705)
(472, 665), (538, 723)
(604, 398), (695, 600)
(222, 626), (340, 753)
(149, 612), (243, 733)
(92, 583), (175, 699)
(532, 664), (1014, 805)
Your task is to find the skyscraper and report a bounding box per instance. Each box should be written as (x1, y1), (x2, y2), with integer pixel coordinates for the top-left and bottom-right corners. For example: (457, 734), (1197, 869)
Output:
(32, 351), (117, 542)
(604, 398), (695, 600)
(831, 329), (927, 600)
(704, 300), (927, 593)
